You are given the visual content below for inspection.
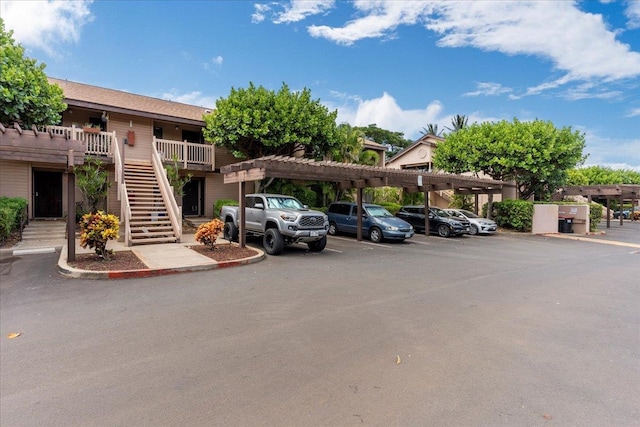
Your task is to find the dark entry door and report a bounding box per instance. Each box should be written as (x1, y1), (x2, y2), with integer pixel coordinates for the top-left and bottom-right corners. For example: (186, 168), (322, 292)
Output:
(34, 170), (63, 218)
(182, 178), (202, 216)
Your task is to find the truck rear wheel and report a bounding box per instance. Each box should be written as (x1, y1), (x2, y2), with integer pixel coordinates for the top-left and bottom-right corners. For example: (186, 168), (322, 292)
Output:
(263, 228), (284, 255)
(307, 235), (326, 252)
(223, 222), (238, 242)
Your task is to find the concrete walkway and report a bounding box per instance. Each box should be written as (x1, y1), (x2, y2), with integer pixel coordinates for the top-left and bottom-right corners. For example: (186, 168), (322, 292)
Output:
(1, 232), (264, 279)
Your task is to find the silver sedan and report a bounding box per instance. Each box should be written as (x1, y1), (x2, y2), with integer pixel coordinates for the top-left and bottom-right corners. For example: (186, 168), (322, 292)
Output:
(444, 208), (498, 235)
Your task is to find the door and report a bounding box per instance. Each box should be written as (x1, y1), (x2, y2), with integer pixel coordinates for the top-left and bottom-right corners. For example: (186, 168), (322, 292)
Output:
(182, 178), (203, 216)
(34, 170), (63, 218)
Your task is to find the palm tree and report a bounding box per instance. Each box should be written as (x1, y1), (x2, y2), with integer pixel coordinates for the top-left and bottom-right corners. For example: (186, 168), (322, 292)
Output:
(445, 114), (468, 133)
(420, 124), (442, 137)
(332, 123), (364, 163)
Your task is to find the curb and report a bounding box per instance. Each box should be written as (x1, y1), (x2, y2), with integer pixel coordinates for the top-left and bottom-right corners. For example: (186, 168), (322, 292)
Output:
(57, 246), (266, 280)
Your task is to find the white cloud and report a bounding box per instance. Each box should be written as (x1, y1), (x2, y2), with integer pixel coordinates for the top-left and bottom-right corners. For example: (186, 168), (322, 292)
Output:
(161, 91), (217, 109)
(273, 0), (335, 24)
(271, 1), (640, 95)
(626, 0), (640, 29)
(203, 55), (224, 70)
(1, 0), (93, 55)
(627, 108), (640, 118)
(330, 92), (444, 140)
(463, 82), (512, 97)
(251, 3), (270, 24)
(253, 1), (335, 24)
(581, 128), (640, 171)
(308, 2), (432, 46)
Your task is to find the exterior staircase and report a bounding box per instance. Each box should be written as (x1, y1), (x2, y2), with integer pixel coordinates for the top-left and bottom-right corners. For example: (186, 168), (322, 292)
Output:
(18, 219), (67, 247)
(124, 161), (178, 245)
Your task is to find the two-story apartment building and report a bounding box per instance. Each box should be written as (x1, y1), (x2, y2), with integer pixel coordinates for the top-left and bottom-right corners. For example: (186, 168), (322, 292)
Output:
(0, 78), (246, 245)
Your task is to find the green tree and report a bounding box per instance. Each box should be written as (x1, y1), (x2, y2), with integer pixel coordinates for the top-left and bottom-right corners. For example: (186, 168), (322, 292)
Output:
(567, 166), (640, 185)
(353, 124), (412, 157)
(75, 157), (111, 213)
(202, 82), (339, 160)
(434, 118), (586, 200)
(0, 19), (66, 127)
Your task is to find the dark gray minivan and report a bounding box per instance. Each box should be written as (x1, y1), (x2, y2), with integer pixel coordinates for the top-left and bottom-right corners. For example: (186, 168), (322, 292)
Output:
(327, 202), (414, 243)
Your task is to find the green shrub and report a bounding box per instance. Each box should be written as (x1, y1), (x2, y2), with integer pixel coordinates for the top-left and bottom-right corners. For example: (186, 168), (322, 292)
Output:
(0, 197), (28, 239)
(589, 202), (603, 232)
(490, 199), (534, 232)
(214, 199), (238, 219)
(379, 202), (402, 215)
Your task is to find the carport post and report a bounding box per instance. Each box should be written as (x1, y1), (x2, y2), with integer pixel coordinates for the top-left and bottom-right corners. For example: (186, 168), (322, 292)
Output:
(619, 196), (624, 226)
(606, 198), (611, 228)
(356, 187), (363, 242)
(424, 186), (430, 238)
(238, 181), (246, 248)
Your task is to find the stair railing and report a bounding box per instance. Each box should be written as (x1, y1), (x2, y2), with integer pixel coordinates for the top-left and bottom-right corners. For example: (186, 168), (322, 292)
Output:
(151, 142), (182, 241)
(113, 137), (132, 246)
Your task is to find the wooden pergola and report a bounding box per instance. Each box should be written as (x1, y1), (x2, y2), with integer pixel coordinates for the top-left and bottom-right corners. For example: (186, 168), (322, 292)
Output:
(0, 123), (85, 260)
(558, 184), (640, 228)
(221, 155), (506, 247)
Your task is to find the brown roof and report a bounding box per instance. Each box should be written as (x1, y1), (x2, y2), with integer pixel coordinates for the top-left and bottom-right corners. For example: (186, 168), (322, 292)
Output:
(49, 77), (211, 125)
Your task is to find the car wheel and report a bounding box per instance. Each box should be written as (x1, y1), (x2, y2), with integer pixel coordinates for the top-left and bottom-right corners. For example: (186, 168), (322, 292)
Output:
(469, 224), (479, 235)
(263, 228), (284, 255)
(437, 224), (451, 238)
(307, 236), (327, 252)
(328, 222), (338, 236)
(369, 227), (383, 243)
(223, 221), (238, 242)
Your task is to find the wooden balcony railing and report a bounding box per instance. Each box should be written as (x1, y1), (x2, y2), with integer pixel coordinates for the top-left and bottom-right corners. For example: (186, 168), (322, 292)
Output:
(46, 127), (214, 169)
(154, 137), (214, 169)
(47, 125), (115, 157)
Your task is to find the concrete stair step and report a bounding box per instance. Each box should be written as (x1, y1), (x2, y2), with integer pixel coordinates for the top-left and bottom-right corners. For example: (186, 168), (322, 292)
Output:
(131, 236), (178, 245)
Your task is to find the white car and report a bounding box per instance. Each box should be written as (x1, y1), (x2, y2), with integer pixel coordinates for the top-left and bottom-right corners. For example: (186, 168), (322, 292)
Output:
(444, 209), (498, 235)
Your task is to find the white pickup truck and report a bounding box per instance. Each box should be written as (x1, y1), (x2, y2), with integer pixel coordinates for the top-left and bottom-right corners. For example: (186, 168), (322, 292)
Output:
(220, 194), (329, 255)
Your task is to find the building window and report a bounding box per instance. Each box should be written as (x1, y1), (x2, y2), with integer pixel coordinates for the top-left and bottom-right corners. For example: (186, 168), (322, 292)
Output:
(153, 126), (163, 139)
(182, 130), (202, 144)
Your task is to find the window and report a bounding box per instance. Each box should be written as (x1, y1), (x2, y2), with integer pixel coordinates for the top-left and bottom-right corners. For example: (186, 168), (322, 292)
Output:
(182, 130), (202, 143)
(88, 117), (106, 131)
(153, 126), (163, 139)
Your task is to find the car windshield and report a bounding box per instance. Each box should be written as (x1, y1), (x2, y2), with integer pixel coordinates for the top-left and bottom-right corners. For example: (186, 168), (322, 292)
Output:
(459, 210), (480, 218)
(431, 208), (451, 218)
(366, 206), (394, 218)
(266, 197), (304, 209)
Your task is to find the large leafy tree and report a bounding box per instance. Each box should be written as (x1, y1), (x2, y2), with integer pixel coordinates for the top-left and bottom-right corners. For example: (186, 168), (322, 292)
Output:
(434, 118), (586, 200)
(353, 124), (412, 157)
(0, 19), (66, 127)
(567, 166), (640, 185)
(202, 82), (339, 160)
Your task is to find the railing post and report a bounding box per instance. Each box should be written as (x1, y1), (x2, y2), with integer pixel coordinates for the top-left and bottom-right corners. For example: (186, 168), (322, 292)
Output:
(183, 140), (188, 169)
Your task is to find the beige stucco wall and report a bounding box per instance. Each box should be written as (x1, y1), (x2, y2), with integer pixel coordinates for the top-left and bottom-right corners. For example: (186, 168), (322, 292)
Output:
(0, 159), (29, 198)
(532, 204), (559, 234)
(387, 142), (435, 170)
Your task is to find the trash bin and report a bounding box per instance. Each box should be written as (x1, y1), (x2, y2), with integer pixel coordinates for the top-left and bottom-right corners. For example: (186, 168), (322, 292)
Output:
(558, 217), (573, 233)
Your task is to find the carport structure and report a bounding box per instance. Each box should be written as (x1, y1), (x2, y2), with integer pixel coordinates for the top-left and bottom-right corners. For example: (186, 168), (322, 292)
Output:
(221, 155), (505, 247)
(558, 184), (640, 228)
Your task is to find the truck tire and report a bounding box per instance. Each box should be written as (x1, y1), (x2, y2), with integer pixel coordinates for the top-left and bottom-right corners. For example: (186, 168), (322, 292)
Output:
(328, 222), (338, 235)
(223, 222), (238, 242)
(263, 228), (284, 255)
(307, 235), (327, 252)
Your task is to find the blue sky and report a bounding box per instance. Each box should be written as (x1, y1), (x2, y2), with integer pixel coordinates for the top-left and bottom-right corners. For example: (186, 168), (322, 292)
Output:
(3, 0), (640, 170)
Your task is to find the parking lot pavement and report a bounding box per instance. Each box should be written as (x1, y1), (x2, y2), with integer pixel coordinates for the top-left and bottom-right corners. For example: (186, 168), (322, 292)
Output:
(2, 231), (638, 426)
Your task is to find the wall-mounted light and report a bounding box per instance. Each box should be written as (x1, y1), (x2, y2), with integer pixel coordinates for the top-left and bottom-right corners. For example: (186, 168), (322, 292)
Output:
(175, 125), (179, 131)
(101, 111), (109, 122)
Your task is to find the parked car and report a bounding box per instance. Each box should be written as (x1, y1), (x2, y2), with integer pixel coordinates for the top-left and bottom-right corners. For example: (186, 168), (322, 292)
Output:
(444, 208), (498, 235)
(395, 206), (470, 237)
(613, 209), (631, 219)
(327, 201), (414, 243)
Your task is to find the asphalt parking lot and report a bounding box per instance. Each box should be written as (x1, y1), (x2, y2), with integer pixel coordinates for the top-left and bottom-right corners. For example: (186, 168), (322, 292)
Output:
(1, 223), (639, 426)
